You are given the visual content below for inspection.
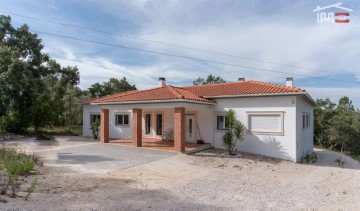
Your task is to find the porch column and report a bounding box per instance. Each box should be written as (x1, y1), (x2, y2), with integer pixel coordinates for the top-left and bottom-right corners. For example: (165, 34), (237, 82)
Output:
(100, 109), (109, 143)
(174, 107), (185, 152)
(132, 108), (142, 147)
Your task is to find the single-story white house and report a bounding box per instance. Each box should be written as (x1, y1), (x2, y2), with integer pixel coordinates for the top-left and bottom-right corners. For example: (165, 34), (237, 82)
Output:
(83, 77), (314, 162)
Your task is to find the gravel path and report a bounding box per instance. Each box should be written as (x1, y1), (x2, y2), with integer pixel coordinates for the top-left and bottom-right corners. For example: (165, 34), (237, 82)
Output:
(2, 137), (360, 210)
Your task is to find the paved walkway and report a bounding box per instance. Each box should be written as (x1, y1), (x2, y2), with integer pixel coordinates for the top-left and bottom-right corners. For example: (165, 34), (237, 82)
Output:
(34, 140), (177, 174)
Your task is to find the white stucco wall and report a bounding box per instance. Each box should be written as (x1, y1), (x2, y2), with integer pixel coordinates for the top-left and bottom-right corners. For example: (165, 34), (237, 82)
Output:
(83, 95), (313, 162)
(109, 109), (132, 139)
(82, 104), (101, 137)
(196, 108), (214, 144)
(212, 96), (298, 161)
(296, 96), (314, 161)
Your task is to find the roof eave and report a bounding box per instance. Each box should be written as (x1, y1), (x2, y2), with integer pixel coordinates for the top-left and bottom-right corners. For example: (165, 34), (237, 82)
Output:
(90, 99), (216, 106)
(203, 92), (316, 106)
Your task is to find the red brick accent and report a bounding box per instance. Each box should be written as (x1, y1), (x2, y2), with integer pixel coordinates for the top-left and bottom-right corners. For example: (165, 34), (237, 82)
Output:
(174, 107), (185, 152)
(100, 109), (109, 143)
(132, 108), (142, 147)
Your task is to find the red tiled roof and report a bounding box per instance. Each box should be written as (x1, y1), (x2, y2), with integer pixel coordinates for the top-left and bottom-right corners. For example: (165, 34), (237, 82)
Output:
(183, 80), (304, 97)
(92, 86), (214, 103)
(91, 80), (305, 104)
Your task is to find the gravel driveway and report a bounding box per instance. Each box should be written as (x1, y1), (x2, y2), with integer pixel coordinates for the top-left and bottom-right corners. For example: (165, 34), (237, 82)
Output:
(33, 139), (176, 174)
(2, 136), (360, 210)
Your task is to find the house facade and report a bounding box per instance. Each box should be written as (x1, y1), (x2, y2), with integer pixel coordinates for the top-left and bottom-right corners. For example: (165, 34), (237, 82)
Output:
(83, 77), (314, 162)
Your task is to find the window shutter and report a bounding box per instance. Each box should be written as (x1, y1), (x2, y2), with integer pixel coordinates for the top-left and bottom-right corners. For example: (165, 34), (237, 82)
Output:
(249, 115), (281, 133)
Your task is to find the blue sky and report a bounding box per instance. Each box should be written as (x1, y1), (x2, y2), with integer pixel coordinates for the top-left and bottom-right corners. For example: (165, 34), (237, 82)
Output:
(1, 0), (359, 107)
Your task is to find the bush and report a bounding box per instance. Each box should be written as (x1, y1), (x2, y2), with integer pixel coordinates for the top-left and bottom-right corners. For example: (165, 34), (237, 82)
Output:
(90, 119), (100, 139)
(300, 151), (317, 163)
(4, 158), (35, 176)
(221, 109), (245, 155)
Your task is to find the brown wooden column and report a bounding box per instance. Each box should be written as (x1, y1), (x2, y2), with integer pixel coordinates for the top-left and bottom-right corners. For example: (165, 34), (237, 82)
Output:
(174, 107), (185, 152)
(100, 109), (109, 143)
(132, 108), (142, 147)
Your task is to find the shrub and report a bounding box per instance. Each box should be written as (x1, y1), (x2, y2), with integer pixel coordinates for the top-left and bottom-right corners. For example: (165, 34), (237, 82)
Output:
(90, 119), (100, 139)
(4, 158), (35, 176)
(221, 109), (245, 155)
(335, 157), (346, 168)
(300, 151), (317, 163)
(25, 176), (38, 201)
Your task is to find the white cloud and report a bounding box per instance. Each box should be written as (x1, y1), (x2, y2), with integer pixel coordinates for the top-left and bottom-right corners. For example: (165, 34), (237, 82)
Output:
(10, 0), (359, 107)
(304, 87), (360, 108)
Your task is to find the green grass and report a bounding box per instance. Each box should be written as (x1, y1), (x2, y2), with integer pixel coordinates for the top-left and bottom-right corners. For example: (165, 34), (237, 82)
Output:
(26, 125), (82, 136)
(0, 146), (36, 176)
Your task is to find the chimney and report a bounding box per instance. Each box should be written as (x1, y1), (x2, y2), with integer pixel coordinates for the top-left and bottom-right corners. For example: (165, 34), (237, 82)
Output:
(286, 77), (293, 87)
(159, 77), (166, 87)
(238, 77), (245, 81)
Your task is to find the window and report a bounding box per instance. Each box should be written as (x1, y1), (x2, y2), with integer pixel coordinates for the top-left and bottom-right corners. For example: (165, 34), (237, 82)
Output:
(217, 114), (229, 130)
(145, 114), (151, 135)
(90, 114), (100, 124)
(303, 112), (310, 130)
(156, 114), (163, 135)
(115, 114), (129, 126)
(188, 118), (193, 138)
(247, 112), (284, 135)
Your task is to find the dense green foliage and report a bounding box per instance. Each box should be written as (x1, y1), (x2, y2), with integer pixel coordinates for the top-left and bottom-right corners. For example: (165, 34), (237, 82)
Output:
(90, 119), (100, 139)
(221, 109), (245, 155)
(88, 77), (136, 98)
(314, 96), (360, 155)
(0, 15), (82, 133)
(193, 74), (226, 85)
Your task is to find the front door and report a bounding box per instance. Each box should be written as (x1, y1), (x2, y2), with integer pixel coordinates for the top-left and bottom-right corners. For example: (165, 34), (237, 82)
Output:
(185, 115), (196, 142)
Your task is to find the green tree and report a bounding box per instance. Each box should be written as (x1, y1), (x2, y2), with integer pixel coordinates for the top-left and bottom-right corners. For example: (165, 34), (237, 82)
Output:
(88, 77), (136, 98)
(193, 74), (226, 85)
(328, 97), (359, 153)
(313, 98), (336, 147)
(314, 96), (360, 155)
(63, 85), (82, 132)
(0, 15), (82, 133)
(221, 109), (245, 155)
(30, 94), (63, 133)
(0, 16), (49, 132)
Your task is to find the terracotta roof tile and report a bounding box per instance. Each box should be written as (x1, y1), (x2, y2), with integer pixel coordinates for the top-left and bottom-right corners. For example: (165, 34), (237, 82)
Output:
(92, 86), (214, 103)
(91, 80), (305, 104)
(182, 80), (304, 97)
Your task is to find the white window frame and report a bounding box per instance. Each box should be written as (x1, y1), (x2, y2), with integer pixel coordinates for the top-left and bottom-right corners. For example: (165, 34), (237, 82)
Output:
(115, 113), (130, 126)
(303, 112), (310, 130)
(144, 113), (152, 135)
(246, 111), (284, 136)
(155, 112), (164, 136)
(216, 113), (229, 130)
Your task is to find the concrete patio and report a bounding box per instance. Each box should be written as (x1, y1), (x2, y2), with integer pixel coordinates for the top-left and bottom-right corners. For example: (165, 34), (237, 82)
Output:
(110, 138), (212, 153)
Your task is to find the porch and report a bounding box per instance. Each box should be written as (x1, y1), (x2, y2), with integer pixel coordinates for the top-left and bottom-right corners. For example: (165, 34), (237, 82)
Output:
(97, 99), (214, 152)
(110, 138), (211, 153)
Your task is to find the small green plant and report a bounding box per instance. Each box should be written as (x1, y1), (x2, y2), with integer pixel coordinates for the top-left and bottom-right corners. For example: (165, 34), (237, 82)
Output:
(0, 172), (7, 195)
(7, 174), (18, 198)
(25, 176), (38, 201)
(335, 157), (346, 168)
(4, 158), (35, 176)
(90, 119), (100, 139)
(300, 151), (318, 163)
(221, 109), (245, 155)
(0, 195), (7, 203)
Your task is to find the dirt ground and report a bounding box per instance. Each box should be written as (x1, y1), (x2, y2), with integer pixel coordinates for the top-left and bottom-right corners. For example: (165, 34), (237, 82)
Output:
(2, 137), (360, 211)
